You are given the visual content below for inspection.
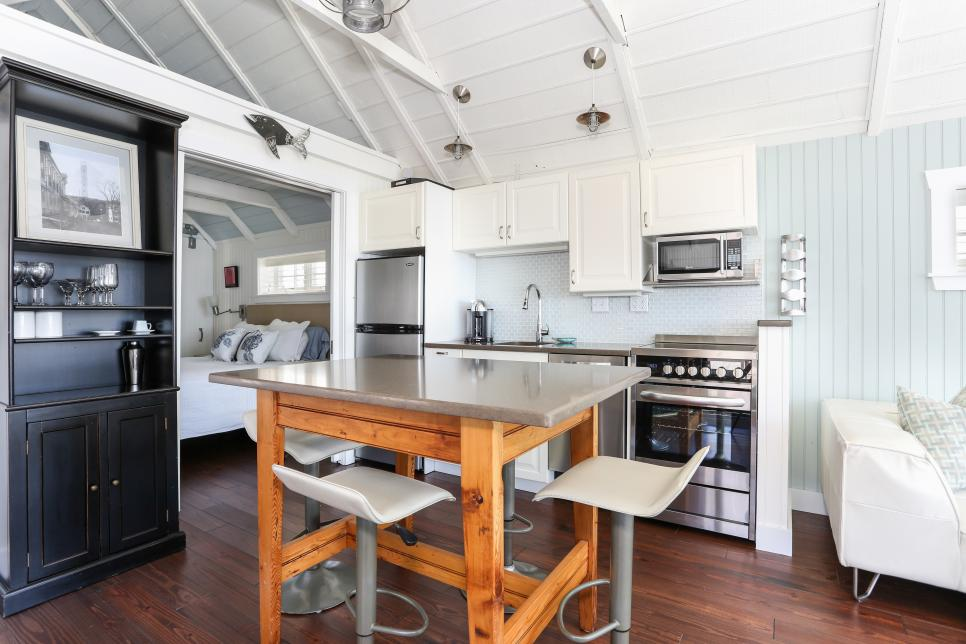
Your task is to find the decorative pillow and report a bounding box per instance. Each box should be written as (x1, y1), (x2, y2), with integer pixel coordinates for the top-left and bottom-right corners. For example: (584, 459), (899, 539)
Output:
(267, 319), (310, 362)
(237, 330), (279, 365)
(211, 328), (246, 362)
(896, 386), (966, 491)
(234, 322), (266, 333)
(296, 332), (309, 358)
(951, 386), (966, 408)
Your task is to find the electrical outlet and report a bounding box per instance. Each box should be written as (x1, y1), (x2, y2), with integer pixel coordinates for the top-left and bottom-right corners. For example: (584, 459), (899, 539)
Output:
(629, 294), (649, 313)
(591, 297), (609, 313)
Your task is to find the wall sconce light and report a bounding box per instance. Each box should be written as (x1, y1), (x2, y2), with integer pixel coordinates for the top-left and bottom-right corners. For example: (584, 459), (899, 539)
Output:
(206, 296), (246, 319)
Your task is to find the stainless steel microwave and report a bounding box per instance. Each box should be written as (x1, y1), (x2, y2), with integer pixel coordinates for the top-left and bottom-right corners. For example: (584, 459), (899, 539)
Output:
(652, 231), (743, 281)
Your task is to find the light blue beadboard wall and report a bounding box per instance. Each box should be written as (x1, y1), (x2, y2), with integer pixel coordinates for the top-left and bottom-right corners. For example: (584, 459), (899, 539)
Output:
(759, 118), (966, 492)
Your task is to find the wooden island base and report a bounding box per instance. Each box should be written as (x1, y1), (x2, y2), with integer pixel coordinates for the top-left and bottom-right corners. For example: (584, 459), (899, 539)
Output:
(256, 390), (600, 643)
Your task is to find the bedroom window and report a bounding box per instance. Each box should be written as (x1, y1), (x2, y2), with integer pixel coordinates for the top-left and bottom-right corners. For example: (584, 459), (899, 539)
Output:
(257, 250), (326, 296)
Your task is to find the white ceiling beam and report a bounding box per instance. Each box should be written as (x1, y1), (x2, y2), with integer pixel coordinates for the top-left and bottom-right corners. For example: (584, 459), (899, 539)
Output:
(866, 0), (902, 135)
(589, 1), (653, 158)
(588, 0), (627, 45)
(355, 44), (445, 182)
(184, 194), (257, 242)
(395, 13), (492, 184)
(184, 173), (298, 236)
(98, 0), (167, 68)
(177, 0), (268, 108)
(288, 0), (443, 94)
(183, 213), (217, 249)
(277, 0), (379, 151)
(51, 0), (100, 41)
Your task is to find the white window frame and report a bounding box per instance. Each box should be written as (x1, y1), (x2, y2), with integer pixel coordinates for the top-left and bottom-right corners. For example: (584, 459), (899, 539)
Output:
(254, 242), (329, 303)
(925, 166), (966, 290)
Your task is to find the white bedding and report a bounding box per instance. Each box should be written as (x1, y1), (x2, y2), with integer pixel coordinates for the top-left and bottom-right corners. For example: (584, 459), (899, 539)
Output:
(179, 356), (290, 440)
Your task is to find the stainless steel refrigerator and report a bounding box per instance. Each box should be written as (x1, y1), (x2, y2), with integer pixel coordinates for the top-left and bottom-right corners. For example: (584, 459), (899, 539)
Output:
(355, 255), (424, 357)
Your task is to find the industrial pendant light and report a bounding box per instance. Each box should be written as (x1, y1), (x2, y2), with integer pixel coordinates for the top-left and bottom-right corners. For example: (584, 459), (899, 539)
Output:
(444, 85), (473, 161)
(577, 47), (611, 133)
(319, 0), (411, 34)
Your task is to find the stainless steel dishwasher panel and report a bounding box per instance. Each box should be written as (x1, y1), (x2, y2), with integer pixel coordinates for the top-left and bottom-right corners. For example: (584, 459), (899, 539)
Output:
(547, 353), (629, 472)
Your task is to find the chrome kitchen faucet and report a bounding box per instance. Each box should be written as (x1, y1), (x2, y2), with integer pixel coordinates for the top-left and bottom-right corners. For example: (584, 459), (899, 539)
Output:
(522, 283), (551, 344)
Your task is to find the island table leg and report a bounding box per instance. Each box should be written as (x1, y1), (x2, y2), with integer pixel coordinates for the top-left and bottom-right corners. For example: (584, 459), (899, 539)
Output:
(257, 390), (285, 644)
(460, 417), (505, 643)
(571, 404), (600, 633)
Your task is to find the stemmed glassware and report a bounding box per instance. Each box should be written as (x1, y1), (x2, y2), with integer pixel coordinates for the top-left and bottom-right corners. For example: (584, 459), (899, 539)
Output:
(103, 264), (118, 305)
(53, 280), (76, 306)
(80, 264), (119, 305)
(23, 262), (54, 306)
(12, 261), (25, 305)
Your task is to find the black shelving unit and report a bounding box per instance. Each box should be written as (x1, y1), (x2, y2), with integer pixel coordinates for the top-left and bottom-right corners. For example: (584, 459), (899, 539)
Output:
(0, 59), (187, 616)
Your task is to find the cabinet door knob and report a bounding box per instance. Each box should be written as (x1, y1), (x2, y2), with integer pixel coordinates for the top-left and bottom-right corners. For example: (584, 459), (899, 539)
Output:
(570, 269), (576, 285)
(111, 479), (120, 487)
(498, 225), (504, 239)
(89, 484), (98, 492)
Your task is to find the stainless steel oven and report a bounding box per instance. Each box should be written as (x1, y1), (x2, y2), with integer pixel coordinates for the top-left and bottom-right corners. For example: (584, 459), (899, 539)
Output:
(631, 335), (757, 540)
(652, 231), (743, 281)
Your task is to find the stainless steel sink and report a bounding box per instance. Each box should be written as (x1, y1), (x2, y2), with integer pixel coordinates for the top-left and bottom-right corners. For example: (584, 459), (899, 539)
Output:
(493, 340), (559, 347)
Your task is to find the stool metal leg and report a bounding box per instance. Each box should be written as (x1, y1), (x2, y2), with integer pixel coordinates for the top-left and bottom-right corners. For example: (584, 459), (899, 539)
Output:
(503, 462), (547, 580)
(609, 512), (634, 644)
(354, 518), (378, 643)
(281, 462), (357, 615)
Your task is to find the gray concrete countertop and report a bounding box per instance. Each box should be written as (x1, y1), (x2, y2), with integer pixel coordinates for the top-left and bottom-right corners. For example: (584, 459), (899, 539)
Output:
(425, 340), (636, 357)
(210, 356), (649, 427)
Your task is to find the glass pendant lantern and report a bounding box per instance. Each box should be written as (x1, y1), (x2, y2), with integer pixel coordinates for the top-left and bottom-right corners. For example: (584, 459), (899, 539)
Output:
(577, 47), (611, 133)
(444, 85), (473, 161)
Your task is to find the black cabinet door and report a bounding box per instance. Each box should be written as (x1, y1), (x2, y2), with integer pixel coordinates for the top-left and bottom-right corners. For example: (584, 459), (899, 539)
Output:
(106, 405), (166, 553)
(26, 415), (100, 581)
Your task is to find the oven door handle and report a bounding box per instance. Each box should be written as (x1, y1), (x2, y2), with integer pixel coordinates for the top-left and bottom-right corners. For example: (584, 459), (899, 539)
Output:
(638, 390), (747, 408)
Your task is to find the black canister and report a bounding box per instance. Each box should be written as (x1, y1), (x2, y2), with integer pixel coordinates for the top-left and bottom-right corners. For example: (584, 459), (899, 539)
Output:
(122, 341), (144, 390)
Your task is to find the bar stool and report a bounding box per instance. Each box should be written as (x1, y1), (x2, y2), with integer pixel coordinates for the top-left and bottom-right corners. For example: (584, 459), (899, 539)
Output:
(242, 410), (360, 614)
(502, 461), (545, 579)
(272, 464), (455, 643)
(533, 447), (710, 644)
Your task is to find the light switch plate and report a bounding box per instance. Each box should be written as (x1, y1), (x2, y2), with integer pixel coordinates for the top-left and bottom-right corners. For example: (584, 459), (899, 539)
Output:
(629, 294), (649, 313)
(591, 297), (609, 313)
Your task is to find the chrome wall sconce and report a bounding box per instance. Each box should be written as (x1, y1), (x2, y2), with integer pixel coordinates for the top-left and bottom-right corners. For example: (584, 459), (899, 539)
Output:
(318, 0), (411, 34)
(444, 84), (473, 161)
(780, 234), (806, 316)
(577, 47), (610, 133)
(206, 296), (246, 319)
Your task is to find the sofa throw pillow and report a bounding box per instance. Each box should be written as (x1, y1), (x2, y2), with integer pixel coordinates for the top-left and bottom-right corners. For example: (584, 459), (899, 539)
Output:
(237, 330), (279, 365)
(211, 328), (246, 362)
(951, 386), (966, 408)
(267, 319), (310, 362)
(896, 386), (966, 491)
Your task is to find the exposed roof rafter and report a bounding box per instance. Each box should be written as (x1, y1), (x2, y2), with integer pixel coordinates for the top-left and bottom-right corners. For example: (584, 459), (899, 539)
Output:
(176, 0), (268, 108)
(184, 173), (298, 237)
(288, 0), (444, 94)
(277, 0), (379, 150)
(355, 43), (446, 182)
(184, 194), (257, 242)
(395, 12), (492, 184)
(51, 0), (99, 41)
(98, 0), (167, 68)
(183, 213), (217, 249)
(866, 0), (903, 135)
(588, 0), (627, 45)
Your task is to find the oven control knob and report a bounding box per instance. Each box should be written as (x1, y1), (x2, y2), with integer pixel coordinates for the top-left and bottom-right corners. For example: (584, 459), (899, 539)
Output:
(674, 365), (686, 376)
(662, 364), (673, 376)
(732, 367), (745, 379)
(687, 366), (698, 377)
(715, 367), (727, 378)
(700, 366), (711, 378)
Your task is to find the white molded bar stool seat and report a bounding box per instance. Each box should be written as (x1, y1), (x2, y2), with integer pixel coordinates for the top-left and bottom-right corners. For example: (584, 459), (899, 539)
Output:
(243, 410), (361, 615)
(272, 464), (455, 643)
(533, 448), (709, 644)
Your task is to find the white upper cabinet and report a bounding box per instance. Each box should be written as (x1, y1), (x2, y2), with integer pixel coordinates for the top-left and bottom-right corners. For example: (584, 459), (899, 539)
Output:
(569, 162), (643, 294)
(641, 145), (758, 236)
(506, 172), (568, 247)
(453, 183), (506, 251)
(360, 183), (426, 252)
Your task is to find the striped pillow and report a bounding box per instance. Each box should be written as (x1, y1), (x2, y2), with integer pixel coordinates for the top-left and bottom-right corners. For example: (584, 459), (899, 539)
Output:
(896, 387), (966, 491)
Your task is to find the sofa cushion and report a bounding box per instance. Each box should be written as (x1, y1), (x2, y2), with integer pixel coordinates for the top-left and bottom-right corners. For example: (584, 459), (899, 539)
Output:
(897, 387), (966, 491)
(953, 386), (966, 408)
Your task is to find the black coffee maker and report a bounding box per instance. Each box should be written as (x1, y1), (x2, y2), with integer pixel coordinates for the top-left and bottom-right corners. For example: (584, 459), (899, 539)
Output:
(465, 300), (493, 344)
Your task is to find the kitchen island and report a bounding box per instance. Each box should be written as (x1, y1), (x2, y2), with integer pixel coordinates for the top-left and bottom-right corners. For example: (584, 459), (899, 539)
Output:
(211, 355), (648, 643)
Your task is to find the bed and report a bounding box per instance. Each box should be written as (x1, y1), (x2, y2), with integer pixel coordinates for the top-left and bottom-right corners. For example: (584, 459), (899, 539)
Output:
(179, 303), (330, 440)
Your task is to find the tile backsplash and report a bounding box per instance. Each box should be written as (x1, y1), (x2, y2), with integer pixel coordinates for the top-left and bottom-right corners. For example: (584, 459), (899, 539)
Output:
(474, 236), (763, 345)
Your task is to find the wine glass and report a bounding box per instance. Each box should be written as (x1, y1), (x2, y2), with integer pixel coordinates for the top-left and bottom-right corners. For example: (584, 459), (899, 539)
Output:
(83, 266), (96, 305)
(66, 279), (85, 306)
(12, 261), (25, 305)
(53, 280), (76, 306)
(102, 263), (118, 305)
(24, 262), (54, 306)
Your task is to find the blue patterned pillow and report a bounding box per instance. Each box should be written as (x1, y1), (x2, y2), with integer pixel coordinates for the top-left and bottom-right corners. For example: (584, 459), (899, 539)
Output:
(211, 328), (246, 362)
(237, 330), (279, 365)
(896, 387), (966, 491)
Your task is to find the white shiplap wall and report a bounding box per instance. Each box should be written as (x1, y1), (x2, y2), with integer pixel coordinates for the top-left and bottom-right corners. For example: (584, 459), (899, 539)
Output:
(759, 117), (966, 493)
(212, 223), (330, 336)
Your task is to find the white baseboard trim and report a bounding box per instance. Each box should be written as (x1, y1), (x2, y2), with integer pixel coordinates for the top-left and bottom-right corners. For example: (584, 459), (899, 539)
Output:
(425, 460), (546, 494)
(790, 488), (827, 515)
(756, 520), (793, 557)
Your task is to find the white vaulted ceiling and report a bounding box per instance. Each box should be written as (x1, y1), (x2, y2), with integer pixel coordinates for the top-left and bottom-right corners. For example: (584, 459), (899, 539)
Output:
(9, 0), (966, 188)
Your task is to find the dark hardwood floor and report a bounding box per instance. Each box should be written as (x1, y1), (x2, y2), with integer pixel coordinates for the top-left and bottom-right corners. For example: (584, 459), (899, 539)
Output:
(2, 429), (964, 643)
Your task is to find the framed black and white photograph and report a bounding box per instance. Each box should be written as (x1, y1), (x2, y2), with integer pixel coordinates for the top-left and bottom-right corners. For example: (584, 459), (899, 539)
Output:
(15, 116), (141, 248)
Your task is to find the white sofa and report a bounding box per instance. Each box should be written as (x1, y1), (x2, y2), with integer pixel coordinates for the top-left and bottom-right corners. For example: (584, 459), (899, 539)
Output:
(821, 399), (965, 600)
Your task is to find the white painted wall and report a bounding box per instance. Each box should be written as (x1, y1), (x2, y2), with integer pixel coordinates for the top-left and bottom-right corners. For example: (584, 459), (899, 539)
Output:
(180, 237), (214, 356)
(212, 223), (330, 337)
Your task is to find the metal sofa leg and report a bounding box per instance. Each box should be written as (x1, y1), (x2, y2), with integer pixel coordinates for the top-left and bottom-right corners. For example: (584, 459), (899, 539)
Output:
(853, 568), (880, 603)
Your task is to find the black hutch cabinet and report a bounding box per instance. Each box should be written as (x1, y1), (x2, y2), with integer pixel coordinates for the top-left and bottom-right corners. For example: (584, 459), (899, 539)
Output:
(0, 59), (186, 615)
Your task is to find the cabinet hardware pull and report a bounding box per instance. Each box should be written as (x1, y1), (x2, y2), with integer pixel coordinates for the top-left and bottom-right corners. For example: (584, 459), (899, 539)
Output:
(111, 479), (120, 487)
(415, 225), (421, 240)
(198, 327), (204, 343)
(89, 484), (98, 492)
(642, 210), (648, 227)
(498, 225), (504, 239)
(571, 269), (576, 285)
(506, 225), (512, 239)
